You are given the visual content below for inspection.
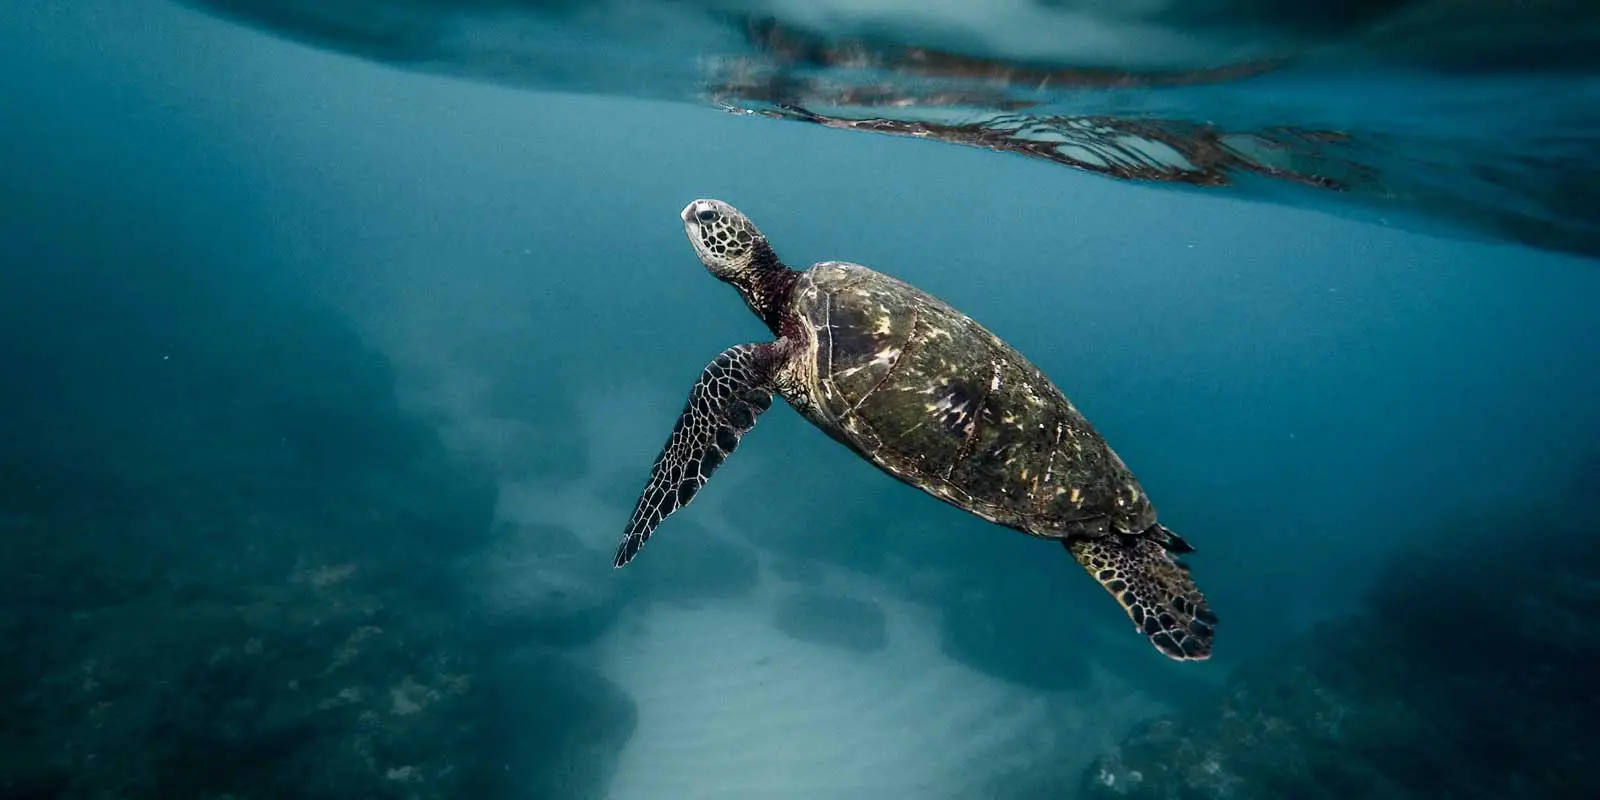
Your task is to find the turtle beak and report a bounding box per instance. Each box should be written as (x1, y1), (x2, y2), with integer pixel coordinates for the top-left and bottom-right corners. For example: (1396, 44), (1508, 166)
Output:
(681, 201), (700, 225)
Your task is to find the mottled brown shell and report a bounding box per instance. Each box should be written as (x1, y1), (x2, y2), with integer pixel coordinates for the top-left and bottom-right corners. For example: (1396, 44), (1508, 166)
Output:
(790, 261), (1154, 539)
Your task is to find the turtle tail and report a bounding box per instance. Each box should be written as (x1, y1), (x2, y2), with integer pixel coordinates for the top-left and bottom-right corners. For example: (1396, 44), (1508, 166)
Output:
(1066, 524), (1216, 661)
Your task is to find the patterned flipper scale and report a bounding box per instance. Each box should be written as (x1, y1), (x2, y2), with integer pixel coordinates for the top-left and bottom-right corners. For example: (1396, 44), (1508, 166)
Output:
(613, 342), (775, 567)
(1066, 525), (1217, 660)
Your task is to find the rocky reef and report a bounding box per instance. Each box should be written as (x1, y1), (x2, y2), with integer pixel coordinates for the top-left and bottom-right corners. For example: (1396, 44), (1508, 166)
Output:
(1082, 456), (1600, 800)
(0, 243), (638, 798)
(455, 522), (626, 648)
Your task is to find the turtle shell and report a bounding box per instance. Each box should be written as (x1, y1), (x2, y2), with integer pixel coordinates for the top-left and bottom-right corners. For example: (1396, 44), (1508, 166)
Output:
(791, 261), (1153, 538)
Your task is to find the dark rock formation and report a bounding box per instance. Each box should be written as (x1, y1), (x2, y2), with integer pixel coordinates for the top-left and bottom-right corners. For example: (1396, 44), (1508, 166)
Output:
(1082, 463), (1600, 800)
(773, 591), (889, 654)
(935, 565), (1093, 692)
(0, 221), (634, 797)
(475, 648), (638, 800)
(457, 522), (625, 648)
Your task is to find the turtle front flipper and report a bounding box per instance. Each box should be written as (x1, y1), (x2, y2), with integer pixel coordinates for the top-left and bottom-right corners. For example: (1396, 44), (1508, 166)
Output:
(1067, 526), (1217, 661)
(613, 342), (778, 568)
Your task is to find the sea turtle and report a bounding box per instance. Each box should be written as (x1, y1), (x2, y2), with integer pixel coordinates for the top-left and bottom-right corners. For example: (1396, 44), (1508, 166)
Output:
(613, 199), (1216, 660)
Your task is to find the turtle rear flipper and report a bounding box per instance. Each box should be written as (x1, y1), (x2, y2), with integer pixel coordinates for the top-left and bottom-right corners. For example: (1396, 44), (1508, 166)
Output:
(613, 342), (777, 568)
(1067, 526), (1217, 661)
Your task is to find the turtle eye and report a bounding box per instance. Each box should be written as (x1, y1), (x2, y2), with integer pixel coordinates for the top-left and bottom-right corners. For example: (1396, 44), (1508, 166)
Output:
(696, 209), (717, 223)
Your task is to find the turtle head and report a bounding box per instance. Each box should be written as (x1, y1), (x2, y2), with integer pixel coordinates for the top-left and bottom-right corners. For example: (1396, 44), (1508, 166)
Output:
(681, 199), (777, 283)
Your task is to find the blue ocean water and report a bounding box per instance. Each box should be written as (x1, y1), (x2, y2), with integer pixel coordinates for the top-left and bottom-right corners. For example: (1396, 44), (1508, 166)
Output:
(3, 1), (1598, 798)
